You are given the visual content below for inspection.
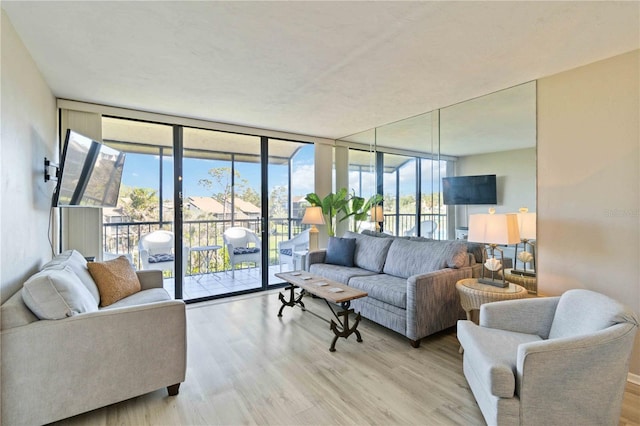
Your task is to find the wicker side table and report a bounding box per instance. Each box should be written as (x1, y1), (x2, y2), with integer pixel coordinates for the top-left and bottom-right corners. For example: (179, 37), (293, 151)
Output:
(456, 278), (528, 323)
(503, 269), (537, 293)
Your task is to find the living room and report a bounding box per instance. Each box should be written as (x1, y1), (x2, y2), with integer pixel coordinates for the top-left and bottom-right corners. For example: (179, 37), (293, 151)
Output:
(1, 2), (639, 425)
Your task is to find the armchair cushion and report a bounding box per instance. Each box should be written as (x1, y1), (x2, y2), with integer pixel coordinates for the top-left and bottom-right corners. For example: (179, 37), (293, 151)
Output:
(279, 248), (293, 256)
(22, 266), (98, 320)
(148, 253), (174, 263)
(233, 247), (260, 255)
(457, 320), (542, 398)
(88, 256), (142, 307)
(325, 236), (356, 267)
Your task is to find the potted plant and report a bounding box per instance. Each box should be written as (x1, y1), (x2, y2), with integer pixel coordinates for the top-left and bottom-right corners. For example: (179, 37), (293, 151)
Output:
(340, 192), (384, 232)
(304, 188), (349, 237)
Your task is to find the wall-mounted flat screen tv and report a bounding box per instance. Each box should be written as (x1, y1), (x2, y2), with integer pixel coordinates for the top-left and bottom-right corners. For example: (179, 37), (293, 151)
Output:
(442, 174), (497, 205)
(53, 129), (126, 207)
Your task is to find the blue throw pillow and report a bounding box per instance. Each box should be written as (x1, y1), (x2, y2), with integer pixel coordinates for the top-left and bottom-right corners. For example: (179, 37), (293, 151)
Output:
(325, 237), (356, 267)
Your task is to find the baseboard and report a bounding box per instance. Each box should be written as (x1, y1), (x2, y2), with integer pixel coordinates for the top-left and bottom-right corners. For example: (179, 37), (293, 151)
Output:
(628, 372), (640, 385)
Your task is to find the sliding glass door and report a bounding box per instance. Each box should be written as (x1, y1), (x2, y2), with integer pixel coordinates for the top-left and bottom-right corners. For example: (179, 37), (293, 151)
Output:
(101, 116), (315, 302)
(181, 128), (263, 301)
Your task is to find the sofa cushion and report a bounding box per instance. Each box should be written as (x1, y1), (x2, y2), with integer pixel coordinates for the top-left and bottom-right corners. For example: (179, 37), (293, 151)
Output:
(348, 274), (407, 309)
(101, 288), (172, 310)
(383, 239), (469, 279)
(457, 320), (542, 398)
(325, 237), (356, 267)
(21, 266), (99, 320)
(42, 249), (101, 304)
(309, 263), (378, 285)
(88, 256), (142, 307)
(343, 231), (394, 273)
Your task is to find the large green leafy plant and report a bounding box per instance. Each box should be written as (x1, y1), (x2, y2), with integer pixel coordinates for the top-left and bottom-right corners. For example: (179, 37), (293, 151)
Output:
(304, 189), (382, 236)
(304, 188), (349, 237)
(340, 192), (384, 232)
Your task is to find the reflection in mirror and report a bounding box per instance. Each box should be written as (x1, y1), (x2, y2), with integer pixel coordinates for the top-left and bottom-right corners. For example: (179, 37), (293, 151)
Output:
(440, 81), (536, 239)
(337, 81), (536, 251)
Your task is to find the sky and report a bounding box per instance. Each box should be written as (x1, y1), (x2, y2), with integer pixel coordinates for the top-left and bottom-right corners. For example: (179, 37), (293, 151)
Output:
(120, 143), (446, 203)
(121, 144), (316, 199)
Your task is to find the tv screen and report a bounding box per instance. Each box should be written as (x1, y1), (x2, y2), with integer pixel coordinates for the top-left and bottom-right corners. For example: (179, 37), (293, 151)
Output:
(442, 174), (497, 205)
(53, 129), (126, 208)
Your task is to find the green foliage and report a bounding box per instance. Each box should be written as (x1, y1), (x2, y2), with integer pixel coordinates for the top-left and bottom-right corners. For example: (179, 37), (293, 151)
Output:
(121, 187), (159, 221)
(340, 192), (384, 232)
(304, 188), (349, 237)
(305, 188), (383, 235)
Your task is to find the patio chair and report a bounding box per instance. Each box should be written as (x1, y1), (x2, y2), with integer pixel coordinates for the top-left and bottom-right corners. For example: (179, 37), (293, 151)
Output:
(404, 220), (437, 238)
(278, 229), (310, 271)
(139, 230), (188, 276)
(223, 227), (261, 277)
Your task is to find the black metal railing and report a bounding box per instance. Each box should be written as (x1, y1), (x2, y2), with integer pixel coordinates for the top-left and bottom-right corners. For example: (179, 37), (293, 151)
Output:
(103, 217), (305, 274)
(382, 213), (448, 238)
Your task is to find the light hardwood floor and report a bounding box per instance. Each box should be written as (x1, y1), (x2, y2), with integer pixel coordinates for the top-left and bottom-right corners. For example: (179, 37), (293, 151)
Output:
(55, 290), (639, 425)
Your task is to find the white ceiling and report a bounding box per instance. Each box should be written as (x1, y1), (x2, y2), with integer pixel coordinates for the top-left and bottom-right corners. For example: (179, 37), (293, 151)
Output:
(3, 1), (639, 140)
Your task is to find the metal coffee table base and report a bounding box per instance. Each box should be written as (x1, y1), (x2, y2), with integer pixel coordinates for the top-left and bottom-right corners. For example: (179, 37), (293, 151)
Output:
(278, 285), (363, 352)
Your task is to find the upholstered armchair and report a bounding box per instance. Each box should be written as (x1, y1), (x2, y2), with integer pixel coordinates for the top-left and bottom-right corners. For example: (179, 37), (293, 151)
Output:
(223, 227), (261, 277)
(278, 229), (309, 271)
(457, 289), (639, 426)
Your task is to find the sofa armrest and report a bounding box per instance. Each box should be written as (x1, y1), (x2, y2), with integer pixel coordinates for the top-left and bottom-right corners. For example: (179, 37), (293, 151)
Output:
(406, 267), (472, 340)
(480, 296), (559, 338)
(307, 249), (326, 266)
(1, 299), (186, 425)
(136, 270), (164, 290)
(515, 322), (638, 425)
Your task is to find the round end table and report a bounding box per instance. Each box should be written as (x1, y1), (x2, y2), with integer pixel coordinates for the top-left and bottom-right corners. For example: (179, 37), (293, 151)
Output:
(456, 278), (528, 323)
(502, 269), (537, 293)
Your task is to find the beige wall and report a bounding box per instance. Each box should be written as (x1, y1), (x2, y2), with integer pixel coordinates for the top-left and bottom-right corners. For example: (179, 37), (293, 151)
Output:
(455, 147), (536, 227)
(0, 11), (57, 303)
(538, 49), (640, 376)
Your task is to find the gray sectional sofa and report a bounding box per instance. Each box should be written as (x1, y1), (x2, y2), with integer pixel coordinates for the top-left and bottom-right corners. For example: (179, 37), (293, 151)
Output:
(0, 250), (186, 425)
(308, 231), (481, 347)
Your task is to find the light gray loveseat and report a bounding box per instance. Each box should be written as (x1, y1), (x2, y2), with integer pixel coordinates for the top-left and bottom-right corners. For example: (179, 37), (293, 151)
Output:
(308, 231), (480, 347)
(457, 289), (639, 426)
(0, 250), (186, 425)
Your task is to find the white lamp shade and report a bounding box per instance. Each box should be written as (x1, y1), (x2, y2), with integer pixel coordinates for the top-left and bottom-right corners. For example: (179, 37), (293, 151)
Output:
(468, 213), (521, 245)
(370, 205), (384, 222)
(517, 211), (536, 240)
(301, 206), (325, 225)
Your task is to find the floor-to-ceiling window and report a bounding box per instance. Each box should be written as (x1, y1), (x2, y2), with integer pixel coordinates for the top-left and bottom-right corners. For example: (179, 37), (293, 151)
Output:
(101, 116), (314, 302)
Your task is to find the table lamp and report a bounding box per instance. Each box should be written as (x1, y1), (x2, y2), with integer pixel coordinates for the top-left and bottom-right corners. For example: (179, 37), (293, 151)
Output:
(370, 205), (384, 232)
(467, 208), (520, 287)
(512, 207), (536, 277)
(302, 206), (325, 251)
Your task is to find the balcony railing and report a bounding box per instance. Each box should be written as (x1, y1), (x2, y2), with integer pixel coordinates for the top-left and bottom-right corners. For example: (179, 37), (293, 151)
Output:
(103, 218), (305, 275)
(383, 213), (448, 239)
(103, 213), (447, 275)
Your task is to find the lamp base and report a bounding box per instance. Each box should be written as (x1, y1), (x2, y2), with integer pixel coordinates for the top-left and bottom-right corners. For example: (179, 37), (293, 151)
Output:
(477, 277), (509, 288)
(510, 269), (536, 278)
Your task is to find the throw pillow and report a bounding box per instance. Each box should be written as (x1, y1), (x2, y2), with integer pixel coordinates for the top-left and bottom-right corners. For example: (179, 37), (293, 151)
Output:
(87, 256), (141, 307)
(22, 266), (98, 320)
(325, 237), (356, 267)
